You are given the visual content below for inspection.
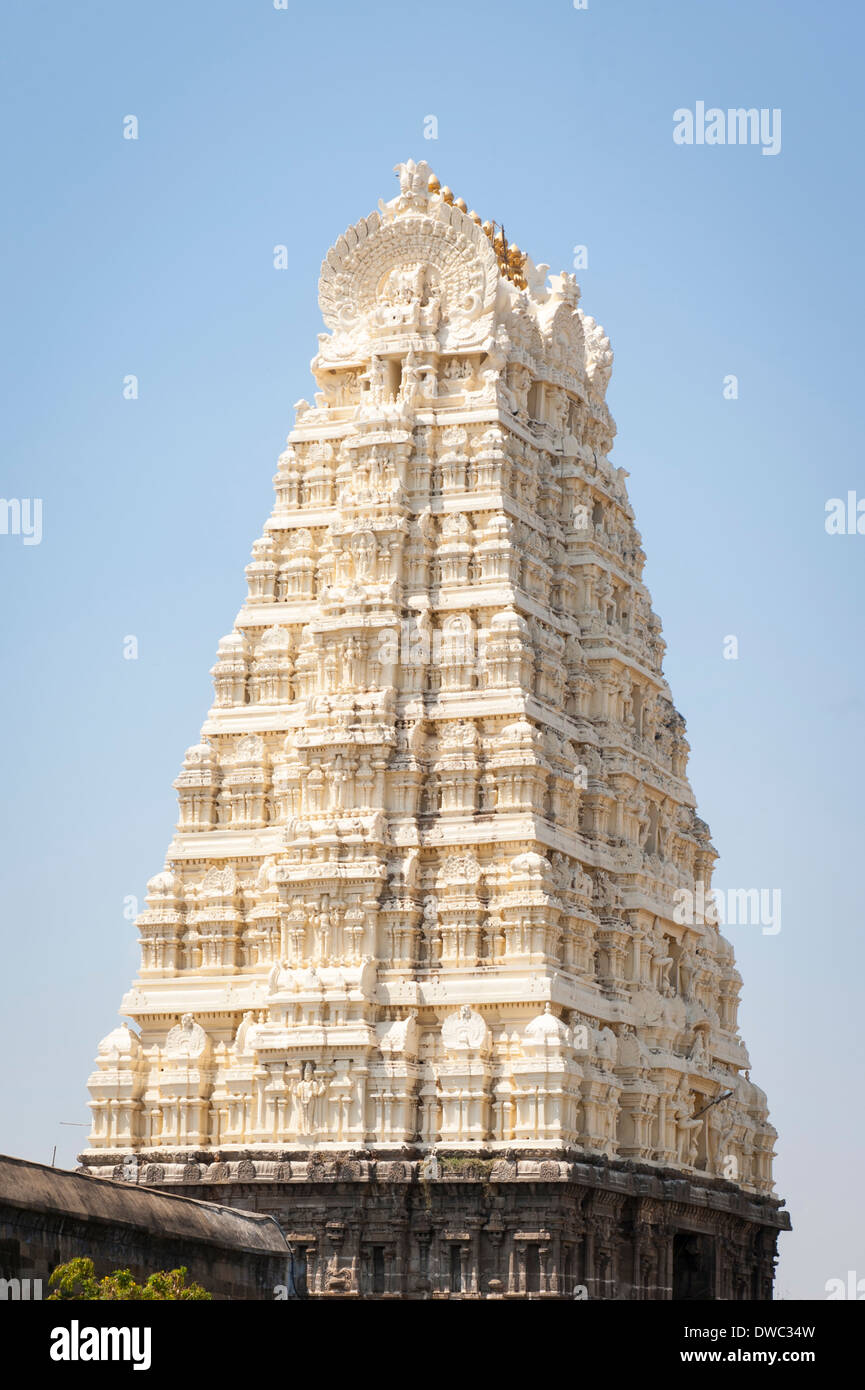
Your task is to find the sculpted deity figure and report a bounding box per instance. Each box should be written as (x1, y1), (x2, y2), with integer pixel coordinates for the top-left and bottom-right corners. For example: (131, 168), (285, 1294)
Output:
(294, 1061), (327, 1137)
(352, 529), (375, 580)
(458, 1011), (478, 1045)
(565, 631), (585, 667)
(422, 281), (442, 330)
(233, 1010), (257, 1056)
(688, 1028), (708, 1067)
(400, 347), (422, 406)
(597, 570), (614, 622)
(418, 361), (438, 397)
(479, 327), (518, 413)
(394, 158), (431, 197)
(442, 1003), (490, 1053)
(345, 634), (365, 689)
(678, 941), (698, 998)
(443, 357), (469, 382)
(164, 1012), (207, 1059)
(268, 959), (295, 994)
(316, 905), (334, 961)
(365, 355), (387, 401)
(455, 1005), (477, 1046)
(711, 1095), (739, 1174)
(388, 265), (424, 305)
(374, 265), (440, 331)
(650, 929), (673, 993)
(672, 1082), (703, 1166)
(323, 647), (339, 693)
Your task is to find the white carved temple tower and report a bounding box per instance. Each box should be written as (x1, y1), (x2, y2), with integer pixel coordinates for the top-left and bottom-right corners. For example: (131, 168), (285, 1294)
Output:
(81, 161), (788, 1299)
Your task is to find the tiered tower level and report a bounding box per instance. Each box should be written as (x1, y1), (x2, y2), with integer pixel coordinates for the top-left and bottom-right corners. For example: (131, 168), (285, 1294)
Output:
(82, 163), (787, 1299)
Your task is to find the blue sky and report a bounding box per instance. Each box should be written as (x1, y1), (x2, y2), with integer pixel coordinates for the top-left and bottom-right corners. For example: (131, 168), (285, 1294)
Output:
(1, 0), (862, 1299)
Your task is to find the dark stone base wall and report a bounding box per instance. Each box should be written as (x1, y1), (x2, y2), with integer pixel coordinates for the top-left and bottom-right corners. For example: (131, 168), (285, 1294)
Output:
(0, 1156), (291, 1301)
(0, 1205), (286, 1301)
(178, 1156), (790, 1300)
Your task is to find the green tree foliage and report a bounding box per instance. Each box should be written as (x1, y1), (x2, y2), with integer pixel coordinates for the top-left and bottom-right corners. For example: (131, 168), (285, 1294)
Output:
(47, 1257), (212, 1300)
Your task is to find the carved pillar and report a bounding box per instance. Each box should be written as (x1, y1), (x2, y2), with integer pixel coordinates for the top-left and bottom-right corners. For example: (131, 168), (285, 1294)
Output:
(597, 1244), (612, 1300)
(350, 1227), (361, 1298)
(583, 1223), (596, 1298)
(391, 1239), (405, 1297)
(431, 1229), (443, 1296)
(633, 1220), (650, 1300)
(539, 1243), (551, 1295)
(516, 1241), (527, 1295)
(415, 1230), (432, 1296)
(658, 1225), (674, 1300)
(642, 1234), (659, 1301)
(469, 1230), (480, 1296)
(549, 1233), (561, 1297)
(305, 1243), (319, 1296)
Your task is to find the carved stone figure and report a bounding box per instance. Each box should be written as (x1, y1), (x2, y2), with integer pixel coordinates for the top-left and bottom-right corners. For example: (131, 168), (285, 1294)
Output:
(233, 1010), (257, 1056)
(442, 1004), (490, 1053)
(164, 1013), (207, 1059)
(672, 1082), (703, 1166)
(294, 1061), (327, 1137)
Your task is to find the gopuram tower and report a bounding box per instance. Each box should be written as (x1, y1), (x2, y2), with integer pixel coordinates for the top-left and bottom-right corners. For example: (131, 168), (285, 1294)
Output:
(81, 161), (789, 1300)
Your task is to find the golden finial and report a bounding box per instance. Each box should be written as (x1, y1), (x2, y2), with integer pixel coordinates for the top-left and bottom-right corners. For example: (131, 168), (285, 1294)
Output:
(455, 197), (467, 213)
(482, 220), (493, 237)
(441, 186), (454, 204)
(469, 210), (482, 224)
(428, 174), (441, 194)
